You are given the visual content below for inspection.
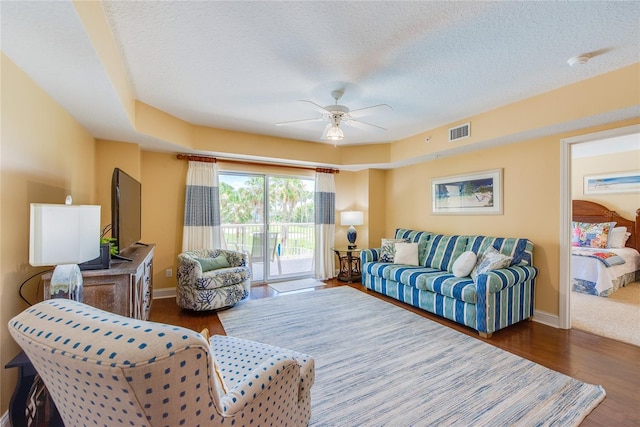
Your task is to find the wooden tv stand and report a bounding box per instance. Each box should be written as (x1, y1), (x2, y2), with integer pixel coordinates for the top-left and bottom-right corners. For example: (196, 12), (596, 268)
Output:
(42, 244), (155, 320)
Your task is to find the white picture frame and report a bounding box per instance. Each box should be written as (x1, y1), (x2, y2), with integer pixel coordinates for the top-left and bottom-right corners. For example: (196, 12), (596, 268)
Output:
(584, 171), (640, 195)
(431, 169), (503, 215)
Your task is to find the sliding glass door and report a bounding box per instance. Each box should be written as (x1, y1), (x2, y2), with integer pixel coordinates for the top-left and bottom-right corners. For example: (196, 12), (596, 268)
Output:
(219, 173), (314, 282)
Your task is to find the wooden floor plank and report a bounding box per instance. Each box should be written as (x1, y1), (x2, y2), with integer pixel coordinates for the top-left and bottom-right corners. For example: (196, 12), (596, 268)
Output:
(151, 280), (640, 426)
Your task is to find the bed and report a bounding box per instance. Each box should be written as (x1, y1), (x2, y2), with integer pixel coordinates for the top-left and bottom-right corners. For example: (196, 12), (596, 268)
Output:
(572, 200), (640, 296)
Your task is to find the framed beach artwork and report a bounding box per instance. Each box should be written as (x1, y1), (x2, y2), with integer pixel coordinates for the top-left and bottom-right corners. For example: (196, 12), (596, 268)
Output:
(584, 171), (640, 195)
(431, 169), (503, 215)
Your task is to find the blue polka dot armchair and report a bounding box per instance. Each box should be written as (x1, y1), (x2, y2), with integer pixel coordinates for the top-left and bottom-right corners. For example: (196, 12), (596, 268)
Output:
(177, 249), (251, 311)
(9, 299), (315, 427)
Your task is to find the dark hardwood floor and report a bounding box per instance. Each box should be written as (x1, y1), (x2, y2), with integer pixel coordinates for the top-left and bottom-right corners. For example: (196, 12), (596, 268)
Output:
(150, 280), (640, 427)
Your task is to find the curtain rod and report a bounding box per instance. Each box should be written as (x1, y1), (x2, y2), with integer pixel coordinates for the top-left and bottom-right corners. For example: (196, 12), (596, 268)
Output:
(176, 154), (339, 174)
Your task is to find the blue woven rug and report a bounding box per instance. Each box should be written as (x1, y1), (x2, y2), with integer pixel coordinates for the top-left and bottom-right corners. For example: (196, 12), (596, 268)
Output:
(219, 286), (605, 426)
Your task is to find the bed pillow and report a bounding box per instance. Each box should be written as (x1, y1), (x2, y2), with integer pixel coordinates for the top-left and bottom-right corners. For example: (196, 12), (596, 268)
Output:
(380, 238), (410, 262)
(571, 221), (616, 249)
(470, 247), (513, 281)
(394, 242), (419, 265)
(607, 226), (631, 248)
(452, 251), (477, 278)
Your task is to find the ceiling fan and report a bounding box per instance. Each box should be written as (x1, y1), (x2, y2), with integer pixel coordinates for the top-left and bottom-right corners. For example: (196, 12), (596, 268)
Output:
(276, 90), (392, 141)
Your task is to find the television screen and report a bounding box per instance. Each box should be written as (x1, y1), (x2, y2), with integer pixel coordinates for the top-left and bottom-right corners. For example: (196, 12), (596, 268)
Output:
(111, 168), (141, 254)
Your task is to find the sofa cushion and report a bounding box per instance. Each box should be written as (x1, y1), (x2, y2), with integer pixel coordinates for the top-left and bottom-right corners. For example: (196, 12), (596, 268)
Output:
(363, 262), (441, 289)
(423, 234), (468, 272)
(465, 236), (533, 266)
(470, 247), (513, 280)
(394, 228), (433, 265)
(380, 238), (409, 262)
(394, 242), (419, 265)
(415, 273), (477, 304)
(452, 251), (477, 278)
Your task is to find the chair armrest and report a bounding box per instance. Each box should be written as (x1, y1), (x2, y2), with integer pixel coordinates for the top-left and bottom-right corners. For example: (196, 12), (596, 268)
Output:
(177, 254), (204, 286)
(220, 355), (301, 415)
(361, 248), (381, 263)
(475, 265), (538, 293)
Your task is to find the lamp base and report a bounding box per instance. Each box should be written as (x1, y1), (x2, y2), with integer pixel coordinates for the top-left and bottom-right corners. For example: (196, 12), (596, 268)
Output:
(347, 225), (357, 249)
(50, 264), (83, 302)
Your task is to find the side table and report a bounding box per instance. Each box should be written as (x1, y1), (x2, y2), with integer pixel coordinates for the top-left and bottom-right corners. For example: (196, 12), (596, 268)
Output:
(5, 351), (63, 427)
(331, 247), (362, 283)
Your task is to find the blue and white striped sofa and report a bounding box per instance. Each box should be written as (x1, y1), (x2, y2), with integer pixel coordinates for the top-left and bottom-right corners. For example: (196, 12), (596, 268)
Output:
(361, 228), (538, 337)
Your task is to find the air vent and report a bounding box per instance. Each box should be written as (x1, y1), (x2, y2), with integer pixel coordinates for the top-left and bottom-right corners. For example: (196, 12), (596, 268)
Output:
(449, 123), (470, 142)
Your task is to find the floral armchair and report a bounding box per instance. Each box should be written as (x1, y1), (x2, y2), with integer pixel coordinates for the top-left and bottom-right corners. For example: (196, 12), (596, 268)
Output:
(9, 299), (315, 427)
(177, 249), (251, 311)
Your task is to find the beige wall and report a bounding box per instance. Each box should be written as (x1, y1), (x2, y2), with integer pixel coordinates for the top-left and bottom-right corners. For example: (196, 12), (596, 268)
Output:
(140, 151), (188, 289)
(571, 148), (640, 221)
(1, 54), (97, 414)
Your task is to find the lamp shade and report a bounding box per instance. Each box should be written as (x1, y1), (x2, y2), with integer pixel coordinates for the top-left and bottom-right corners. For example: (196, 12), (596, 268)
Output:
(326, 125), (344, 141)
(340, 211), (363, 226)
(29, 203), (101, 266)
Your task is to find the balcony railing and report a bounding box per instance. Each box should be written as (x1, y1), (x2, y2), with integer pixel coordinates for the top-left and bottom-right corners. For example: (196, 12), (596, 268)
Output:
(221, 222), (314, 259)
(222, 222), (314, 281)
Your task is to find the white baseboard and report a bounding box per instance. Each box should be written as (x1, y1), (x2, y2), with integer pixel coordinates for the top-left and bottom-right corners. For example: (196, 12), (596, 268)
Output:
(153, 287), (176, 299)
(533, 309), (562, 329)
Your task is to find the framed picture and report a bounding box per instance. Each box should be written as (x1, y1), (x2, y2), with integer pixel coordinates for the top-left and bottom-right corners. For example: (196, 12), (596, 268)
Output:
(584, 171), (640, 195)
(431, 169), (503, 215)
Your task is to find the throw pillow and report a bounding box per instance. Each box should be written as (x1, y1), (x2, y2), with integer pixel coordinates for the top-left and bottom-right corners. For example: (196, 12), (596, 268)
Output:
(571, 221), (615, 249)
(393, 242), (419, 265)
(470, 247), (513, 281)
(380, 238), (409, 262)
(607, 226), (630, 248)
(452, 251), (477, 278)
(196, 255), (230, 272)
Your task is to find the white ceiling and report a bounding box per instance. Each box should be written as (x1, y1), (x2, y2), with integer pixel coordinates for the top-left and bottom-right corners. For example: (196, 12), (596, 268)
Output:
(2, 1), (639, 151)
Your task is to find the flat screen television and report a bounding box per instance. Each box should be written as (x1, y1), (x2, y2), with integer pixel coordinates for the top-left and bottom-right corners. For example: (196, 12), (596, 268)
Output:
(111, 168), (142, 256)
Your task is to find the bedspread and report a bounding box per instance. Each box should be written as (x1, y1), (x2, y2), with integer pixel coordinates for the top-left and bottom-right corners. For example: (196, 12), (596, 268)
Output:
(571, 249), (625, 267)
(571, 247), (640, 296)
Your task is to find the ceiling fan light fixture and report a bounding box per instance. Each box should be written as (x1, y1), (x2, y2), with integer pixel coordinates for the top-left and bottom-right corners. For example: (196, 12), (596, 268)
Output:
(326, 124), (344, 141)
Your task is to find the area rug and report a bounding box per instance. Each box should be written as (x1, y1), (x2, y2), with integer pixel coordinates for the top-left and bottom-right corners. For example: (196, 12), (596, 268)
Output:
(267, 278), (323, 293)
(220, 287), (606, 426)
(572, 282), (640, 346)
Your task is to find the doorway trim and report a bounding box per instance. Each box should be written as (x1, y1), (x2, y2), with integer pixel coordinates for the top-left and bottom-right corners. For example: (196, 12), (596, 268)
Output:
(559, 123), (640, 329)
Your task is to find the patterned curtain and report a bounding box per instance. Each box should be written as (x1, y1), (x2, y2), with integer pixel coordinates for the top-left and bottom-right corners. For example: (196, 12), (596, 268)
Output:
(314, 171), (335, 279)
(182, 161), (221, 251)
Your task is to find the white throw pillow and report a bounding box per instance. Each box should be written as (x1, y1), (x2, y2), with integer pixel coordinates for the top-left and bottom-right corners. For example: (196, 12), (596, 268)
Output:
(452, 251), (477, 278)
(394, 242), (419, 265)
(607, 226), (630, 248)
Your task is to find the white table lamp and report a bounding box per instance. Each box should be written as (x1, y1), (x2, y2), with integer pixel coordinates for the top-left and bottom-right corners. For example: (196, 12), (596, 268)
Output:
(341, 211), (363, 249)
(29, 198), (101, 301)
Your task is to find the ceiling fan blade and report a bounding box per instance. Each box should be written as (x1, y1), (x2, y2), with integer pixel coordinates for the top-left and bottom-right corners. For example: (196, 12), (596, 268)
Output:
(275, 117), (325, 126)
(344, 118), (387, 131)
(299, 99), (332, 114)
(348, 104), (392, 118)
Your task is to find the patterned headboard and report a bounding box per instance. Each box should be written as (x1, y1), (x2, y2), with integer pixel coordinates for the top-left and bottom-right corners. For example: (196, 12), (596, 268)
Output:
(572, 200), (640, 251)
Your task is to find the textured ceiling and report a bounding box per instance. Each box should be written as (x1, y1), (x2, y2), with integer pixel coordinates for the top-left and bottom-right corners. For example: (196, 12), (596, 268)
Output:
(2, 1), (639, 149)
